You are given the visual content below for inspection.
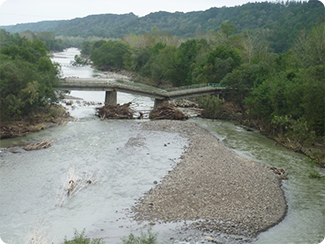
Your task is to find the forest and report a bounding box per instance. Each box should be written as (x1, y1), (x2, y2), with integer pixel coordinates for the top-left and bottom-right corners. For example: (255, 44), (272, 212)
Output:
(2, 1), (324, 53)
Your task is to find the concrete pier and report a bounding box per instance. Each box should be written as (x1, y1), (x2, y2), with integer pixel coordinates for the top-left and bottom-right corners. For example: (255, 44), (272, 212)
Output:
(154, 98), (169, 109)
(105, 90), (117, 105)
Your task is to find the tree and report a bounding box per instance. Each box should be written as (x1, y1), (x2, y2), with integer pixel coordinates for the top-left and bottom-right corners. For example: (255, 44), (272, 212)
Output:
(197, 45), (242, 83)
(0, 33), (60, 121)
(220, 20), (236, 38)
(90, 41), (131, 69)
(174, 39), (199, 85)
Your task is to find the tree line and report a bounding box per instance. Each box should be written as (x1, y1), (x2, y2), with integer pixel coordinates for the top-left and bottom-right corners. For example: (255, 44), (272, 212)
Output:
(3, 1), (324, 53)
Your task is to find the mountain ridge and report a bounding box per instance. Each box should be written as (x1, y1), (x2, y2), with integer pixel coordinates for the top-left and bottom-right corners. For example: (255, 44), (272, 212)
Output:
(1, 1), (323, 52)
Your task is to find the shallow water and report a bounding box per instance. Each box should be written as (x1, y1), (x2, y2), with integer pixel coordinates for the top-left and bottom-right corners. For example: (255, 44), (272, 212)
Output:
(0, 48), (324, 244)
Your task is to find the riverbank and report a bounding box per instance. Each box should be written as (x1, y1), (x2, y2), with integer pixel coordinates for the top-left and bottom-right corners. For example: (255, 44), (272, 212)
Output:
(131, 120), (287, 239)
(195, 99), (325, 167)
(0, 104), (75, 139)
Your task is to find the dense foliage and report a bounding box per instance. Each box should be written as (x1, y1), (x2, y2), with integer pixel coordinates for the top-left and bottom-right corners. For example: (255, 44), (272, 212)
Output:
(90, 40), (131, 69)
(20, 30), (66, 51)
(0, 29), (61, 121)
(2, 1), (323, 53)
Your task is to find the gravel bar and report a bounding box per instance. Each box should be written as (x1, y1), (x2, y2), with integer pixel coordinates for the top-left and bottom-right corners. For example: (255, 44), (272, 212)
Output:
(131, 120), (287, 238)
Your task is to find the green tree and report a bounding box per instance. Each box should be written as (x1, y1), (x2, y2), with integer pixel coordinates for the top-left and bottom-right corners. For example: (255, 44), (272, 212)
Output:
(90, 40), (131, 69)
(0, 33), (60, 121)
(174, 39), (199, 86)
(220, 20), (236, 38)
(197, 45), (242, 83)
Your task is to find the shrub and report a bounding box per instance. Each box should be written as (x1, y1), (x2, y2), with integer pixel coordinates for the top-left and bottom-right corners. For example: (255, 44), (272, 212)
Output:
(120, 228), (158, 244)
(199, 95), (224, 119)
(63, 229), (104, 244)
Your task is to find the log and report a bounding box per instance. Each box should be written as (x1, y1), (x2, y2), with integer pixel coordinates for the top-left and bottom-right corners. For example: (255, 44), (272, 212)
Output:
(23, 140), (52, 151)
(270, 166), (291, 179)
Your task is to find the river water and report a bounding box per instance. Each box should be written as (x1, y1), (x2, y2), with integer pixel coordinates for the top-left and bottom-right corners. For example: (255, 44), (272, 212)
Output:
(0, 48), (324, 244)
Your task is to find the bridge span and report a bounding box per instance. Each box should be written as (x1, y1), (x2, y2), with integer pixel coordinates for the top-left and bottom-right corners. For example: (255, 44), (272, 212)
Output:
(60, 77), (225, 108)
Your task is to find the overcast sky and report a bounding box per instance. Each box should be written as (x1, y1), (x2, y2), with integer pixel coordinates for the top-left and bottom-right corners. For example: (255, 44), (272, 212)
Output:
(0, 0), (323, 26)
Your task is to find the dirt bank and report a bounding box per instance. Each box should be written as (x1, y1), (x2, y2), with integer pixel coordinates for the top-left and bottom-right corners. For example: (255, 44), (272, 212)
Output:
(0, 104), (75, 139)
(196, 99), (325, 167)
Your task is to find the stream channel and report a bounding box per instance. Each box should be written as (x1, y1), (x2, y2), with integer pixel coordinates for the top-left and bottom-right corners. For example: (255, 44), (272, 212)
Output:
(0, 48), (324, 244)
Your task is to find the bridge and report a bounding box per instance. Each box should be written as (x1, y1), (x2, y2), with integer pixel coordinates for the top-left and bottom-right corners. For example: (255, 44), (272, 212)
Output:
(60, 77), (226, 108)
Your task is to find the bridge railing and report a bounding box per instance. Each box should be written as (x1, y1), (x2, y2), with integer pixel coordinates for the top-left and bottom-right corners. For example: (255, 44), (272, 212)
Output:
(208, 83), (228, 88)
(115, 79), (168, 93)
(165, 83), (209, 91)
(165, 83), (228, 91)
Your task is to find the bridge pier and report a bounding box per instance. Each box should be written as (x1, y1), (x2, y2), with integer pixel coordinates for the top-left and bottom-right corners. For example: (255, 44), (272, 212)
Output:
(105, 90), (117, 105)
(154, 98), (169, 109)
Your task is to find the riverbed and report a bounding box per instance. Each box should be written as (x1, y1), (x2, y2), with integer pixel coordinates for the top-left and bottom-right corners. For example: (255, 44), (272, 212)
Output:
(0, 48), (324, 244)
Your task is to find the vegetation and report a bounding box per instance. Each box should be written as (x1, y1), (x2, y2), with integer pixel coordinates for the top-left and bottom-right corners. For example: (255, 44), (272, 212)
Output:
(120, 228), (158, 244)
(61, 228), (157, 244)
(0, 29), (62, 122)
(63, 229), (104, 244)
(19, 30), (66, 51)
(199, 95), (224, 119)
(2, 1), (323, 53)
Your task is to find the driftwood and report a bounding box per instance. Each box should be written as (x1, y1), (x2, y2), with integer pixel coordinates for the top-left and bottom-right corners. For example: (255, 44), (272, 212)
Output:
(270, 166), (291, 179)
(149, 104), (188, 120)
(23, 140), (52, 151)
(95, 102), (134, 119)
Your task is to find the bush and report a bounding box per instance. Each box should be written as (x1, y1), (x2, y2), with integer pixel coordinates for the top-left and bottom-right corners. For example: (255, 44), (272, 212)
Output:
(63, 229), (104, 244)
(199, 95), (224, 119)
(120, 228), (158, 244)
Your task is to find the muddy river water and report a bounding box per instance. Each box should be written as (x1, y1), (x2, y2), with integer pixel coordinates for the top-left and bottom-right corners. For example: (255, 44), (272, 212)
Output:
(0, 48), (324, 244)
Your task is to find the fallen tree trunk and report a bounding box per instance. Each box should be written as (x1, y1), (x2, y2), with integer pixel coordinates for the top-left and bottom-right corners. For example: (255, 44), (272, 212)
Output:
(149, 104), (188, 120)
(23, 140), (52, 151)
(95, 102), (135, 119)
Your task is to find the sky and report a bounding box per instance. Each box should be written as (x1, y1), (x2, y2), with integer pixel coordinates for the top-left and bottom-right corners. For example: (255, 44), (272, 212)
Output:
(0, 0), (324, 26)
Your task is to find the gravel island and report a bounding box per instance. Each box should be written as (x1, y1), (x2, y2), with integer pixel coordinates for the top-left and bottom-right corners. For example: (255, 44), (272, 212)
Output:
(131, 120), (287, 238)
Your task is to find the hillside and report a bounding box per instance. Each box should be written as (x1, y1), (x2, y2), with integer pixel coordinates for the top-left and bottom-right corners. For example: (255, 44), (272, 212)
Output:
(1, 1), (324, 52)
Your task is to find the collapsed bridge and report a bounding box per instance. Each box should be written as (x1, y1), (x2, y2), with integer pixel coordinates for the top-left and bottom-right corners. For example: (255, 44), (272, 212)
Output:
(60, 77), (226, 108)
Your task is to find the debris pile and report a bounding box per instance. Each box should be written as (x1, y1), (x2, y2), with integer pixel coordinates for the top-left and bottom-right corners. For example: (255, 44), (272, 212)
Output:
(149, 104), (188, 120)
(23, 140), (52, 151)
(95, 102), (134, 119)
(170, 102), (199, 108)
(56, 165), (98, 207)
(270, 166), (291, 179)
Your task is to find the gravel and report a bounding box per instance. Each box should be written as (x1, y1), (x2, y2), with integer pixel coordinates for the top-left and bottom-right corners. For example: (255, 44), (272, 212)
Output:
(131, 120), (287, 238)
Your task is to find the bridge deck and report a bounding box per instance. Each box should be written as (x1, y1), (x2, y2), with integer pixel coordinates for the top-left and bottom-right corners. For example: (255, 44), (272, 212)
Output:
(60, 77), (224, 100)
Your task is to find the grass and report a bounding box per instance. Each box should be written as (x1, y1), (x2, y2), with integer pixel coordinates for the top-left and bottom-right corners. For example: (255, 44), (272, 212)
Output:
(63, 228), (157, 244)
(120, 228), (158, 244)
(24, 219), (56, 244)
(63, 229), (103, 244)
(309, 170), (324, 179)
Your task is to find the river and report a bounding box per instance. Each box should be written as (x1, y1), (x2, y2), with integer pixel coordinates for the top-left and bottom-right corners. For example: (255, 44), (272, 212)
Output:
(0, 48), (324, 244)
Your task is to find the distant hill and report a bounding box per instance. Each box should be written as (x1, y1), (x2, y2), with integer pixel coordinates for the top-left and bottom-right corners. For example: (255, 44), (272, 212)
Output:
(1, 1), (324, 52)
(2, 20), (67, 34)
